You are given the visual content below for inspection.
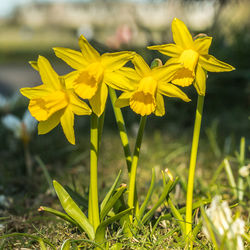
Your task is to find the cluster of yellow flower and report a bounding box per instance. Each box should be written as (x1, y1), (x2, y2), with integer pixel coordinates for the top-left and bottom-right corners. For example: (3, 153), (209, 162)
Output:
(20, 18), (234, 145)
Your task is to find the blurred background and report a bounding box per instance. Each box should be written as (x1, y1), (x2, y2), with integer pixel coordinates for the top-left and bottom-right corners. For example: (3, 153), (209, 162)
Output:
(0, 0), (249, 223)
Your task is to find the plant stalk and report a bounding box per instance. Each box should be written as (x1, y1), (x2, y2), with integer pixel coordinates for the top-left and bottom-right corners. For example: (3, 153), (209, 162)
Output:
(109, 87), (132, 172)
(89, 113), (100, 231)
(128, 115), (147, 220)
(185, 94), (204, 245)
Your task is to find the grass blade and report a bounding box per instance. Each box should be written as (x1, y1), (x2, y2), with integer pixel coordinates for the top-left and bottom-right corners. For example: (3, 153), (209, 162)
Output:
(95, 208), (133, 244)
(0, 233), (56, 249)
(141, 177), (178, 225)
(137, 168), (156, 221)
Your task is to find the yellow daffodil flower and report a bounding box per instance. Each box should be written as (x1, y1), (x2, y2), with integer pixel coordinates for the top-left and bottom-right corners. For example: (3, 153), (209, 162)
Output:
(53, 35), (135, 116)
(147, 18), (235, 95)
(106, 54), (191, 116)
(20, 56), (92, 145)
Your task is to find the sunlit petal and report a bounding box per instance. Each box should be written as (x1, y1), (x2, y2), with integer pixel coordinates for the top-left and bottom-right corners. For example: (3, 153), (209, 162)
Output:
(29, 61), (38, 71)
(194, 36), (212, 55)
(199, 55), (235, 72)
(154, 93), (165, 116)
(89, 82), (108, 117)
(115, 92), (133, 108)
(104, 70), (137, 92)
(194, 64), (207, 96)
(172, 18), (194, 49)
(38, 56), (61, 90)
(158, 82), (191, 102)
(38, 110), (63, 134)
(147, 44), (183, 57)
(132, 54), (151, 78)
(20, 85), (51, 99)
(69, 91), (92, 116)
(63, 71), (79, 89)
(101, 51), (135, 72)
(53, 47), (88, 69)
(60, 107), (75, 145)
(79, 35), (100, 63)
(152, 63), (181, 82)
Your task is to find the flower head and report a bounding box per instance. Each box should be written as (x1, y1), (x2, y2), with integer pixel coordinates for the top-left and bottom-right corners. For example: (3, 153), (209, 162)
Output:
(53, 35), (134, 116)
(106, 54), (190, 116)
(147, 18), (235, 95)
(2, 109), (37, 144)
(20, 56), (92, 144)
(203, 196), (245, 250)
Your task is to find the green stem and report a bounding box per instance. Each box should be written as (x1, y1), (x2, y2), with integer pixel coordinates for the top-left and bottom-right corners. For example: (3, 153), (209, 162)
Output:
(89, 113), (100, 231)
(185, 94), (204, 244)
(109, 87), (132, 172)
(128, 115), (147, 220)
(98, 111), (105, 153)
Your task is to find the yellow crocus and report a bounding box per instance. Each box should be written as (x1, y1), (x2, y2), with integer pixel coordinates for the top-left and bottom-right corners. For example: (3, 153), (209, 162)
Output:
(106, 54), (191, 116)
(20, 56), (92, 145)
(53, 35), (135, 116)
(147, 18), (235, 95)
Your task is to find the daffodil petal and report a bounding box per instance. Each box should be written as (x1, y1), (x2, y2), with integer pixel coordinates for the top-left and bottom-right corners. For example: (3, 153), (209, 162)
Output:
(104, 70), (137, 92)
(89, 82), (108, 117)
(69, 92), (92, 116)
(20, 85), (51, 99)
(152, 63), (181, 82)
(38, 56), (61, 90)
(114, 67), (141, 82)
(79, 35), (100, 63)
(147, 44), (183, 57)
(132, 54), (151, 77)
(115, 92), (133, 108)
(164, 57), (179, 66)
(199, 55), (235, 72)
(38, 110), (63, 134)
(154, 93), (165, 116)
(29, 61), (38, 71)
(158, 82), (191, 102)
(60, 107), (75, 145)
(53, 47), (88, 69)
(63, 71), (79, 89)
(194, 64), (207, 96)
(172, 18), (193, 49)
(194, 36), (212, 55)
(101, 51), (134, 72)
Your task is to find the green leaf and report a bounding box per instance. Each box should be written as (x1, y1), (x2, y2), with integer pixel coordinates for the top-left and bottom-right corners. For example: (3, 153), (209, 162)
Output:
(100, 170), (122, 212)
(137, 168), (156, 221)
(53, 180), (95, 240)
(95, 208), (133, 244)
(38, 206), (80, 228)
(64, 185), (88, 210)
(100, 184), (127, 222)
